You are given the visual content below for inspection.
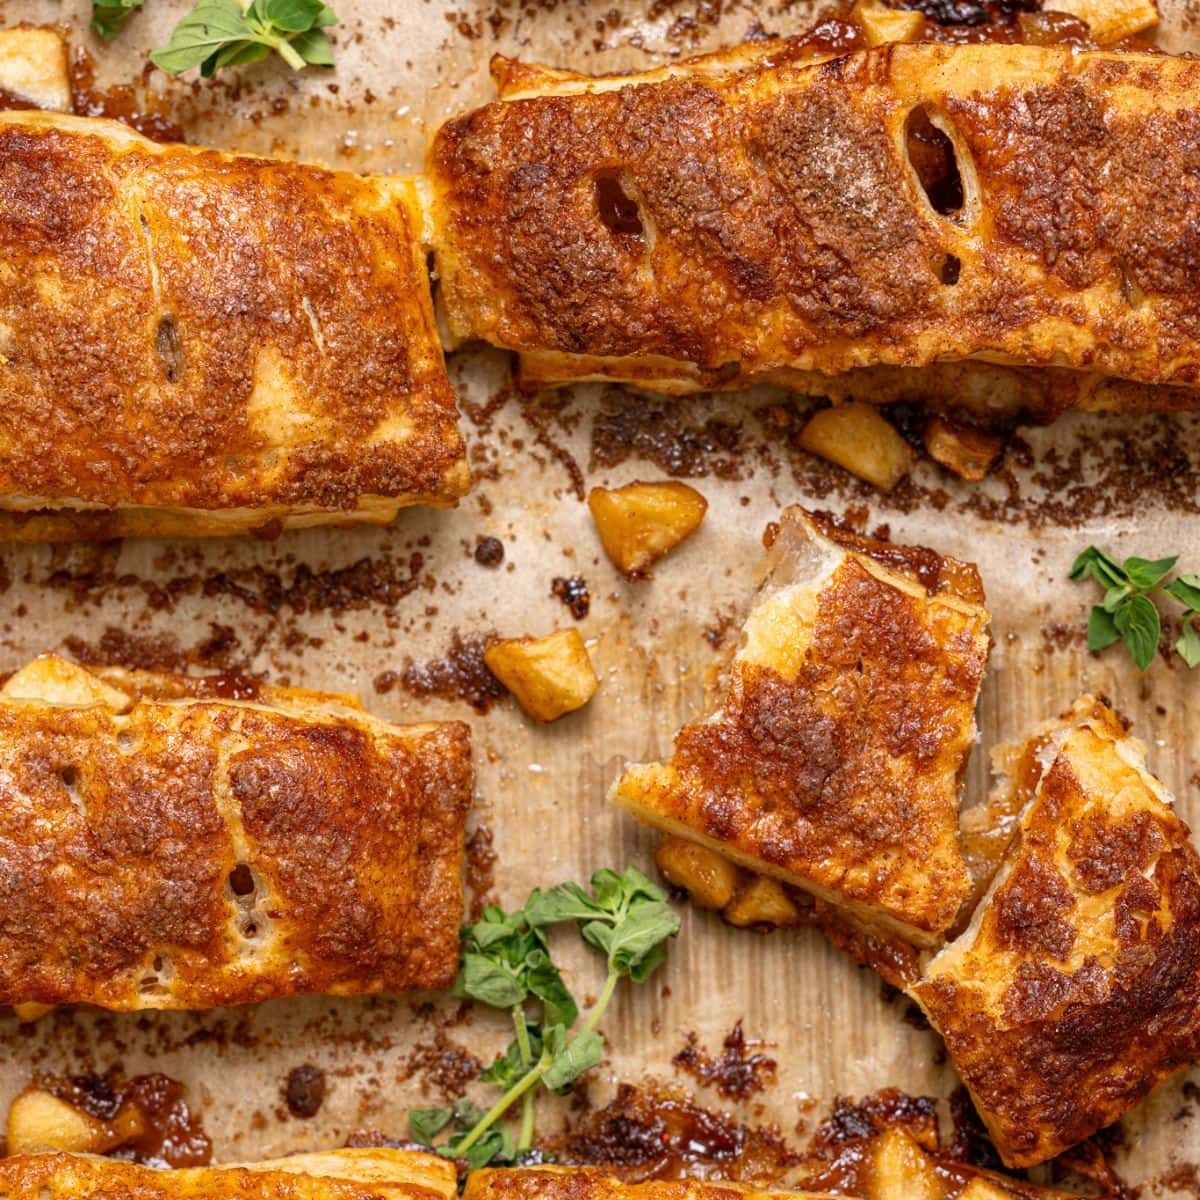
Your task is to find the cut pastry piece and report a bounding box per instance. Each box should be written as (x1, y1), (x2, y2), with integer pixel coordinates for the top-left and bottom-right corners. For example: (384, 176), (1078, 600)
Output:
(0, 27), (70, 111)
(0, 655), (472, 1012)
(429, 42), (1200, 407)
(912, 696), (1200, 1168)
(0, 110), (468, 542)
(611, 508), (990, 954)
(0, 1150), (456, 1200)
(464, 1166), (829, 1200)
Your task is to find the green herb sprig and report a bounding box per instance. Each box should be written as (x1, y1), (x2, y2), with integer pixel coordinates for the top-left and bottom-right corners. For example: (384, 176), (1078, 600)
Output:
(409, 866), (680, 1170)
(91, 0), (146, 40)
(149, 0), (337, 78)
(1070, 546), (1200, 670)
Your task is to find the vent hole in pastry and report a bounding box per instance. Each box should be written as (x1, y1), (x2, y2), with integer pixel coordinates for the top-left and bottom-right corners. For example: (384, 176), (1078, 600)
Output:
(595, 171), (645, 241)
(1120, 264), (1145, 309)
(228, 863), (256, 898)
(58, 766), (85, 816)
(905, 106), (964, 219)
(939, 254), (962, 286)
(155, 314), (182, 383)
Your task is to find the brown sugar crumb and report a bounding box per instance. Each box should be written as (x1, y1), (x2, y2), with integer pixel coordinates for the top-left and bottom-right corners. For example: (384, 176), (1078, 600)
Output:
(552, 1082), (801, 1181)
(465, 822), (499, 922)
(672, 1022), (777, 1100)
(401, 1032), (483, 1102)
(400, 632), (507, 713)
(475, 536), (505, 567)
(551, 575), (591, 620)
(284, 1064), (326, 1119)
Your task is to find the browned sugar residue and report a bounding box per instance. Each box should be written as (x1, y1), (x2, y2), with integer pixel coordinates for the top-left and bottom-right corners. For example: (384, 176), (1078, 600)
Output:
(69, 50), (185, 144)
(552, 1082), (801, 1182)
(401, 1032), (483, 1102)
(552, 575), (591, 619)
(42, 1071), (212, 1168)
(592, 389), (744, 478)
(672, 1022), (777, 1100)
(398, 631), (507, 713)
(45, 552), (426, 616)
(465, 822), (499, 921)
(63, 624), (251, 676)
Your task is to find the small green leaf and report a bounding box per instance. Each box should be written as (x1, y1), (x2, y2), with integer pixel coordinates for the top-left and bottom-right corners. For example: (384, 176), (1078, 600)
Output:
(480, 1026), (543, 1087)
(150, 0), (257, 75)
(1176, 618), (1200, 669)
(1070, 547), (1126, 589)
(524, 882), (603, 927)
(1123, 555), (1179, 591)
(408, 1106), (454, 1146)
(1087, 606), (1121, 652)
(256, 0), (330, 31)
(1101, 583), (1131, 613)
(1167, 575), (1200, 612)
(454, 951), (527, 1009)
(91, 0), (145, 40)
(1114, 594), (1160, 671)
(525, 951), (578, 1029)
(542, 1026), (604, 1092)
(289, 26), (334, 65)
(445, 1124), (516, 1170)
(603, 901), (681, 979)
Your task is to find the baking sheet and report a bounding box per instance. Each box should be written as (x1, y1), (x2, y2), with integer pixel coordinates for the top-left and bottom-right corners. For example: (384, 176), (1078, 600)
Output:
(0, 0), (1199, 1191)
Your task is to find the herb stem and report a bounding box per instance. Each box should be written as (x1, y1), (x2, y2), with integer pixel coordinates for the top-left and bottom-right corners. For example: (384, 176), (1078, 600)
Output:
(581, 968), (619, 1035)
(513, 1008), (536, 1151)
(455, 1055), (549, 1156)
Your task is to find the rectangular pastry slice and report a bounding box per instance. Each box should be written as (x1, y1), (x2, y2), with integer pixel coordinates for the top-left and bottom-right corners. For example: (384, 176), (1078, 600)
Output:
(0, 655), (472, 1013)
(0, 110), (469, 541)
(464, 1166), (831, 1200)
(429, 41), (1200, 405)
(0, 27), (70, 112)
(912, 696), (1200, 1167)
(611, 508), (989, 955)
(0, 1150), (456, 1200)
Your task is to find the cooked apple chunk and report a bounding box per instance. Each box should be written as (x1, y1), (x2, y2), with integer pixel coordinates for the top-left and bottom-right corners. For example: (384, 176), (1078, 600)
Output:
(798, 404), (915, 492)
(912, 696), (1200, 1168)
(485, 630), (599, 721)
(612, 507), (989, 956)
(852, 2), (924, 45)
(923, 418), (1003, 482)
(1048, 0), (1158, 44)
(588, 481), (707, 577)
(654, 836), (738, 910)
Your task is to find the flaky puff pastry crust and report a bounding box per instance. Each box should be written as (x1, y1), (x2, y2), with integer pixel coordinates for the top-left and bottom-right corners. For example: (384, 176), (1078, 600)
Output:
(912, 697), (1200, 1168)
(430, 42), (1200, 406)
(611, 508), (989, 950)
(0, 111), (468, 541)
(0, 656), (472, 1013)
(0, 1151), (457, 1200)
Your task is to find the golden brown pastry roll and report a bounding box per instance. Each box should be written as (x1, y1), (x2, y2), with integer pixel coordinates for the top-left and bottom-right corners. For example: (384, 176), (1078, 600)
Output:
(0, 656), (472, 1013)
(912, 696), (1200, 1168)
(611, 509), (989, 958)
(0, 110), (468, 542)
(0, 1150), (456, 1200)
(429, 42), (1200, 404)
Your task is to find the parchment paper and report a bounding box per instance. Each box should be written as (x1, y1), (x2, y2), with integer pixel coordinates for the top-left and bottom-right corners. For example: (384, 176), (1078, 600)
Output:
(0, 0), (1197, 1191)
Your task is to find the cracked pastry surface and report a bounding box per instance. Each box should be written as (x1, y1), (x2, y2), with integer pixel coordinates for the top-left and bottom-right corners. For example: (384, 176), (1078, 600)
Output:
(0, 111), (468, 541)
(0, 656), (472, 1012)
(611, 508), (989, 951)
(912, 696), (1200, 1168)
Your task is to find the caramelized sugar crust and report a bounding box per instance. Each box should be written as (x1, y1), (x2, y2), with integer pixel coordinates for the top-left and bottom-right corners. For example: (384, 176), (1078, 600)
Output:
(612, 509), (989, 945)
(430, 43), (1200, 401)
(0, 111), (467, 533)
(0, 659), (472, 1010)
(913, 698), (1200, 1168)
